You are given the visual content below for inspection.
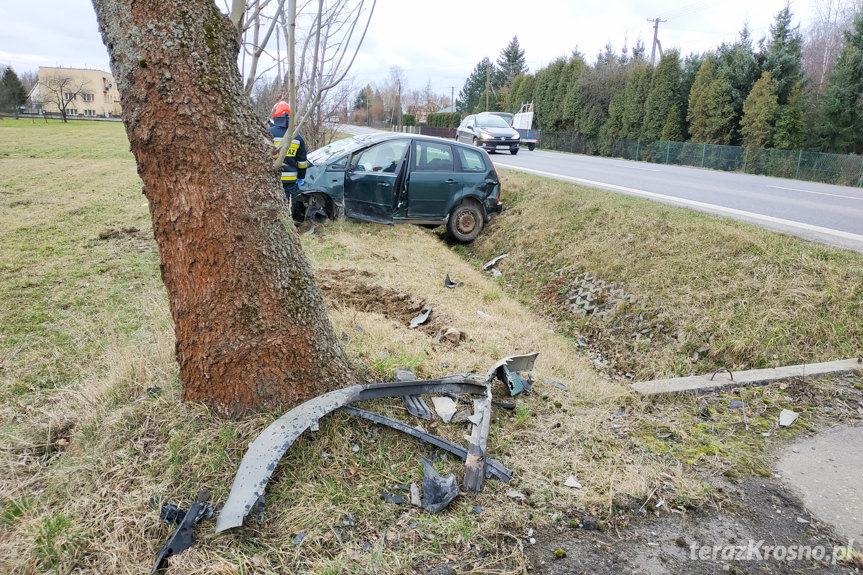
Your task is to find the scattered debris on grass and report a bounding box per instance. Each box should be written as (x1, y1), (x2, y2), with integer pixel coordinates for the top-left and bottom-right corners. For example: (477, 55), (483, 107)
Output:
(444, 274), (464, 289)
(421, 456), (459, 513)
(779, 408), (799, 427)
(482, 253), (508, 271)
(409, 305), (433, 329)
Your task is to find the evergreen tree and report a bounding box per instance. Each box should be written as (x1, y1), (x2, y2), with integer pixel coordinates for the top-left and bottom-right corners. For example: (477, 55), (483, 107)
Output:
(558, 53), (588, 131)
(457, 57), (494, 114)
(661, 103), (685, 141)
(642, 50), (682, 142)
(714, 26), (762, 144)
(513, 73), (536, 113)
(679, 52), (705, 134)
(621, 63), (652, 139)
(773, 82), (805, 149)
(763, 5), (804, 107)
(353, 84), (371, 110)
(687, 55), (736, 144)
(0, 66), (28, 117)
(497, 36), (528, 88)
(741, 71), (779, 148)
(533, 58), (566, 130)
(818, 11), (863, 153)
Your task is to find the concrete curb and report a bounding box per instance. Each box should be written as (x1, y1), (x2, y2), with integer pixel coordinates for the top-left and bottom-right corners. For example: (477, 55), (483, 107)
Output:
(631, 357), (863, 396)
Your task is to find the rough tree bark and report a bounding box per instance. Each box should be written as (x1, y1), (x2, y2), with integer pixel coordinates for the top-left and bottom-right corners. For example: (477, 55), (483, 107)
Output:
(91, 0), (360, 417)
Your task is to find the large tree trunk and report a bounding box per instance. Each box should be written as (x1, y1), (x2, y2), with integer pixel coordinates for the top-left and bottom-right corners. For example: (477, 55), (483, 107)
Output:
(92, 0), (359, 417)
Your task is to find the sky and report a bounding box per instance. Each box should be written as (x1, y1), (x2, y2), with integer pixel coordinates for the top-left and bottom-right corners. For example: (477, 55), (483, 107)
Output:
(1, 0), (817, 100)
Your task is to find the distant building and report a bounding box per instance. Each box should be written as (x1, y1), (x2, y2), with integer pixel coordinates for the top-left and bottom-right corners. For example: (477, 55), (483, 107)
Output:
(28, 66), (121, 118)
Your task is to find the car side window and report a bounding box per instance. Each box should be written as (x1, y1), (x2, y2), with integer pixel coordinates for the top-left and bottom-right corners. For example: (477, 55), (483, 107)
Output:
(414, 141), (454, 172)
(456, 147), (486, 172)
(354, 141), (408, 173)
(326, 154), (348, 171)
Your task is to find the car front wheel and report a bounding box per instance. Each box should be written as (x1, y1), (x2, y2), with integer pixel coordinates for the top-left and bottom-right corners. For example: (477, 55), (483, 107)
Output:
(447, 202), (483, 243)
(510, 148), (519, 155)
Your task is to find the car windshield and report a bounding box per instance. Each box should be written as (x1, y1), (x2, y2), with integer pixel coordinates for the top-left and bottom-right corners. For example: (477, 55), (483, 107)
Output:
(307, 136), (357, 165)
(475, 115), (511, 128)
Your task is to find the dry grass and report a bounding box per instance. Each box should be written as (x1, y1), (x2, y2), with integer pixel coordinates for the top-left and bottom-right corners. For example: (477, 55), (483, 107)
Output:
(470, 169), (863, 381)
(2, 120), (861, 574)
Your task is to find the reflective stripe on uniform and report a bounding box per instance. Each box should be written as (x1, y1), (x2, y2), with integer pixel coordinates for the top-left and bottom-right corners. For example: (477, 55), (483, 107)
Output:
(281, 171), (298, 181)
(297, 161), (309, 168)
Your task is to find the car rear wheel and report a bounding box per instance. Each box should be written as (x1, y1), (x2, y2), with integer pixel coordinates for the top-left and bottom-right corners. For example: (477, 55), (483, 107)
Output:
(510, 148), (519, 155)
(447, 202), (483, 243)
(527, 143), (535, 151)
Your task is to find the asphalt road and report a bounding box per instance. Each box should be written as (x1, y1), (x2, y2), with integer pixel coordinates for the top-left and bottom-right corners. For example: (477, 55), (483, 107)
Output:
(491, 149), (863, 253)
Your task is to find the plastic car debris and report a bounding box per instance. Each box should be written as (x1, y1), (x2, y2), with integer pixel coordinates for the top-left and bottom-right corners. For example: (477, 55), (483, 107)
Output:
(215, 377), (490, 532)
(293, 531), (307, 545)
(340, 405), (512, 482)
(421, 456), (459, 513)
(482, 253), (509, 270)
(381, 490), (406, 505)
(487, 353), (539, 396)
(444, 274), (464, 289)
(463, 385), (492, 492)
(397, 366), (434, 420)
(497, 366), (524, 396)
(431, 396), (458, 423)
(151, 496), (214, 574)
(409, 305), (433, 328)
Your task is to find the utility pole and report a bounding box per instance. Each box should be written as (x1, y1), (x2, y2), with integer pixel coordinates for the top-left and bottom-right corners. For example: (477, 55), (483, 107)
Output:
(647, 18), (666, 65)
(485, 64), (490, 111)
(448, 86), (455, 110)
(396, 78), (402, 129)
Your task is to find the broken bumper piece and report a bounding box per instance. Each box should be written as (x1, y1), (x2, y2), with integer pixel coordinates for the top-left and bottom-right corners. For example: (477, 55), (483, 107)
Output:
(215, 377), (490, 533)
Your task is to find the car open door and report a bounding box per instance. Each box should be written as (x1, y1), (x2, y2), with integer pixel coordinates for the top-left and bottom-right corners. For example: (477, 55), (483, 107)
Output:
(406, 140), (462, 220)
(344, 140), (409, 223)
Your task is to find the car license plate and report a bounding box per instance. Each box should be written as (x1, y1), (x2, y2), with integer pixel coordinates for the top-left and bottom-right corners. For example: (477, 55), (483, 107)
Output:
(495, 145), (510, 151)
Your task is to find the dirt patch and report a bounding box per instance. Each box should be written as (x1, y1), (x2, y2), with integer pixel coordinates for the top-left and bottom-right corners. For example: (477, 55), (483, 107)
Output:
(523, 477), (857, 574)
(315, 268), (455, 338)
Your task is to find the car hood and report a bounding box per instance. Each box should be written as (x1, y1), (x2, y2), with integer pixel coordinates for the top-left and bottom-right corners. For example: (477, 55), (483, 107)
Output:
(477, 126), (518, 138)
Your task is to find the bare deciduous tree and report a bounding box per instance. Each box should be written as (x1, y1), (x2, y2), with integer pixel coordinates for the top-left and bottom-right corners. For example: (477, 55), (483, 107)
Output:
(91, 0), (372, 417)
(38, 71), (90, 122)
(229, 0), (374, 167)
(803, 0), (863, 90)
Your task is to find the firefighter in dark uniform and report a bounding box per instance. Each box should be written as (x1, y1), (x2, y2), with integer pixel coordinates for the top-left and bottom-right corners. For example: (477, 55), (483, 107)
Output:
(268, 101), (308, 217)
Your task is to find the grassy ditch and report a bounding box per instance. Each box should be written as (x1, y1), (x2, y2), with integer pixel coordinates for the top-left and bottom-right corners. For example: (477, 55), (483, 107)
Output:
(468, 169), (863, 382)
(1, 120), (861, 574)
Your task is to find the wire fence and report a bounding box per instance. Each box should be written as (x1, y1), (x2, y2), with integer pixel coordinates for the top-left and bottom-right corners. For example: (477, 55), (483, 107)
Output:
(540, 133), (863, 187)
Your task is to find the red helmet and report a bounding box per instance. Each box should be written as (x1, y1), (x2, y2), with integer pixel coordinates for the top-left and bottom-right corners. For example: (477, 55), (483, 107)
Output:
(271, 101), (290, 118)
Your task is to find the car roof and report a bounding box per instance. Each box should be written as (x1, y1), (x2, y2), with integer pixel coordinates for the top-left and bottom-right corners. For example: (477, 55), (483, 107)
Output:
(342, 131), (478, 151)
